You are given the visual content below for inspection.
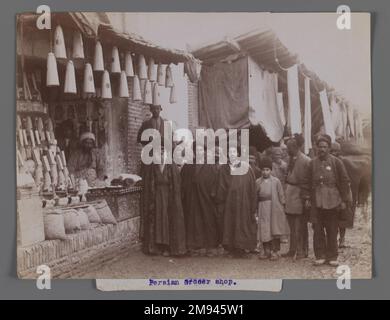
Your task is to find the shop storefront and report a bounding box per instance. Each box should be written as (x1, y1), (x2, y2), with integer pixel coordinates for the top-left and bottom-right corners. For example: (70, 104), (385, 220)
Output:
(16, 12), (199, 278)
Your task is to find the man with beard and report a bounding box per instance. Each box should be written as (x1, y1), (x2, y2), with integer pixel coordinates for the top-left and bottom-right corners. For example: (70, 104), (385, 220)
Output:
(139, 147), (186, 257)
(181, 144), (219, 256)
(283, 134), (311, 260)
(68, 132), (106, 187)
(215, 146), (257, 258)
(308, 135), (351, 266)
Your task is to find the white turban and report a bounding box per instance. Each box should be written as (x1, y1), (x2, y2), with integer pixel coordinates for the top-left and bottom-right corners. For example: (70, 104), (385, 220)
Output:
(80, 132), (95, 142)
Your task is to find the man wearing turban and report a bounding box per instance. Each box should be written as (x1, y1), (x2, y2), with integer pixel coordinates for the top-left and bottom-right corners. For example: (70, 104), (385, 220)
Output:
(68, 132), (106, 187)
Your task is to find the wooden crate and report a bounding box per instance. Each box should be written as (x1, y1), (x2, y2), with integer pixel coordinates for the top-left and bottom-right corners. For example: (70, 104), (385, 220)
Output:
(86, 186), (142, 222)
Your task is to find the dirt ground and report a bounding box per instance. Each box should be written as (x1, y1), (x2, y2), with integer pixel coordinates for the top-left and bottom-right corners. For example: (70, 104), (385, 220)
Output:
(82, 204), (372, 280)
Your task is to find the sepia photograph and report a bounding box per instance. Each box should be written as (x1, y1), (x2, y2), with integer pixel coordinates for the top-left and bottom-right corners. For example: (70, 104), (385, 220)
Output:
(15, 11), (372, 281)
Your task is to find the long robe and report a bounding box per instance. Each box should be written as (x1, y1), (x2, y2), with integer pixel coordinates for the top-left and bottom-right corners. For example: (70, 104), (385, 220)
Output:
(256, 175), (289, 243)
(139, 163), (186, 255)
(181, 163), (219, 249)
(216, 163), (257, 251)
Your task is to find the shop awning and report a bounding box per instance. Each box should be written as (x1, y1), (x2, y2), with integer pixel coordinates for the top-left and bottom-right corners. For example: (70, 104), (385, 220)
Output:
(193, 28), (349, 142)
(18, 12), (200, 66)
(97, 24), (198, 65)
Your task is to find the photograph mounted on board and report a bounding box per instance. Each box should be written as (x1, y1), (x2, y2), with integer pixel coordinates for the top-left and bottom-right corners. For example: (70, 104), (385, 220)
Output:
(16, 11), (372, 280)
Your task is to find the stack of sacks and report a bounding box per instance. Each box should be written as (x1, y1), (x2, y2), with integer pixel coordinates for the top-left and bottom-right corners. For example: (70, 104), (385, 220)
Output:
(42, 201), (117, 240)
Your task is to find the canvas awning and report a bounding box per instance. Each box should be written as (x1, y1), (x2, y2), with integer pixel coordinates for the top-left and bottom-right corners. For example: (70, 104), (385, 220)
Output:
(193, 28), (350, 143)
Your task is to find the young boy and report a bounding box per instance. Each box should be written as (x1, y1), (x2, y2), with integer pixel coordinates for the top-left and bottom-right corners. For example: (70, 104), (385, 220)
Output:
(256, 157), (289, 260)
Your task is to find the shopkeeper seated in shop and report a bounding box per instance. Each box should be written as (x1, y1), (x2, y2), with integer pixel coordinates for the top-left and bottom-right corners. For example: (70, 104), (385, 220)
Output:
(68, 132), (106, 187)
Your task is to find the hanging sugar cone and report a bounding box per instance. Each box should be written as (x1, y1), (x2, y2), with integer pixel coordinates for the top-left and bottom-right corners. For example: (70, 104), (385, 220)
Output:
(93, 41), (104, 71)
(26, 116), (33, 131)
(144, 80), (152, 104)
(169, 84), (177, 104)
(125, 52), (134, 77)
(148, 58), (157, 81)
(165, 65), (174, 88)
(58, 169), (66, 190)
(152, 82), (161, 106)
(53, 25), (67, 59)
(83, 63), (95, 94)
(119, 71), (129, 98)
(46, 52), (59, 87)
(111, 46), (121, 74)
(157, 63), (164, 86)
(132, 75), (142, 101)
(72, 31), (84, 59)
(34, 165), (43, 191)
(43, 171), (52, 192)
(64, 60), (77, 94)
(101, 70), (112, 99)
(138, 55), (147, 79)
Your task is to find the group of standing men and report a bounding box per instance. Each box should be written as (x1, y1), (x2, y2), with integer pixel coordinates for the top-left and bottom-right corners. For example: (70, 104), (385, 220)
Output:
(137, 105), (352, 266)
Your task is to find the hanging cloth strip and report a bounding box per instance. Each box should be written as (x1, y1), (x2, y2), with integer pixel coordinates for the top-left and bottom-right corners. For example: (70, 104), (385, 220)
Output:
(287, 64), (302, 135)
(319, 89), (336, 142)
(304, 77), (312, 154)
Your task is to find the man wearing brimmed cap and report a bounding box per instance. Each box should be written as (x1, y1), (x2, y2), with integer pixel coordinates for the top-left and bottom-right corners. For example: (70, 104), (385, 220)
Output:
(68, 131), (106, 187)
(307, 134), (351, 266)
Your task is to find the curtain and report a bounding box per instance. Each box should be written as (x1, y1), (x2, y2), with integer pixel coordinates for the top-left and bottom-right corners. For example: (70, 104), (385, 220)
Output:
(319, 89), (336, 142)
(248, 58), (284, 142)
(199, 57), (250, 130)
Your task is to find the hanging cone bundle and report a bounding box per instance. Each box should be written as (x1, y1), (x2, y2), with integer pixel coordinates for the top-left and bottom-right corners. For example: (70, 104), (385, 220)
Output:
(93, 41), (104, 71)
(72, 31), (84, 59)
(53, 25), (67, 59)
(144, 80), (153, 104)
(64, 61), (77, 94)
(125, 52), (134, 77)
(101, 70), (112, 99)
(165, 65), (174, 88)
(169, 84), (177, 104)
(119, 71), (129, 98)
(138, 55), (147, 79)
(132, 75), (142, 101)
(46, 52), (59, 87)
(157, 63), (164, 86)
(148, 58), (157, 81)
(111, 46), (121, 74)
(152, 82), (161, 106)
(83, 63), (95, 94)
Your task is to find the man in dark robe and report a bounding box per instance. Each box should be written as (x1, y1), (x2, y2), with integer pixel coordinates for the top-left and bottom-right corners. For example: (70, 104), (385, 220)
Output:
(137, 105), (165, 146)
(181, 145), (219, 256)
(139, 148), (186, 256)
(215, 146), (257, 258)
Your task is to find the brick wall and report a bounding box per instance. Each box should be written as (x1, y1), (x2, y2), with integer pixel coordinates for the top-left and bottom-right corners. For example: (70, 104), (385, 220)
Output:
(187, 79), (199, 131)
(127, 78), (150, 174)
(17, 217), (140, 279)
